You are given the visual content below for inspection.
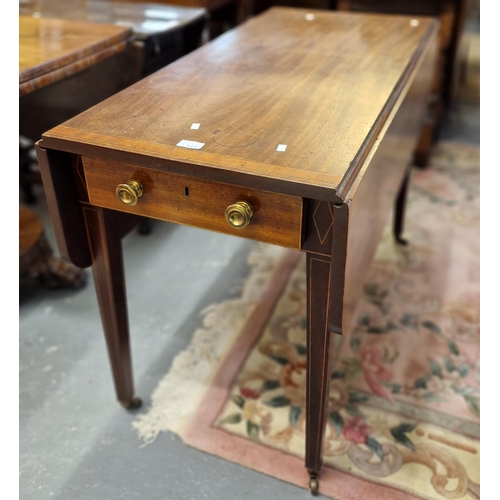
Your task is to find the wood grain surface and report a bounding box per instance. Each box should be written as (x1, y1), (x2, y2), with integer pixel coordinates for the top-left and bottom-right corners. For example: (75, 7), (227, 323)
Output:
(114, 0), (235, 13)
(41, 7), (437, 201)
(19, 0), (207, 36)
(19, 15), (132, 94)
(341, 28), (438, 333)
(82, 156), (304, 248)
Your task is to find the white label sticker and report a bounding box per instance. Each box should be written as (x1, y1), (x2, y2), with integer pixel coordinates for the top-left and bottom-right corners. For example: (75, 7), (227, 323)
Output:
(277, 144), (287, 152)
(177, 140), (205, 150)
(190, 123), (200, 130)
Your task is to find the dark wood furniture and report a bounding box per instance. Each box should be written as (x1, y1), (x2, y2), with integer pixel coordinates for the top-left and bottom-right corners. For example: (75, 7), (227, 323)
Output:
(246, 0), (328, 19)
(336, 0), (471, 166)
(20, 206), (87, 289)
(19, 14), (141, 203)
(19, 0), (207, 78)
(114, 0), (242, 38)
(19, 2), (207, 205)
(19, 15), (134, 96)
(36, 8), (438, 492)
(20, 15), (135, 288)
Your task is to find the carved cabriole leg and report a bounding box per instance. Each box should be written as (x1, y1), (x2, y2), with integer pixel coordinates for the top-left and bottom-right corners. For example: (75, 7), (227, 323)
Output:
(305, 253), (333, 495)
(83, 205), (141, 410)
(394, 165), (411, 246)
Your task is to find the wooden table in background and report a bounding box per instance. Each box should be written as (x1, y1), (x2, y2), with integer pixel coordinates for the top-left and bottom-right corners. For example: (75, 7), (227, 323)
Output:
(336, 0), (471, 166)
(114, 0), (243, 38)
(19, 3), (207, 212)
(36, 8), (438, 492)
(19, 206), (87, 290)
(19, 15), (133, 96)
(19, 0), (207, 78)
(19, 15), (134, 289)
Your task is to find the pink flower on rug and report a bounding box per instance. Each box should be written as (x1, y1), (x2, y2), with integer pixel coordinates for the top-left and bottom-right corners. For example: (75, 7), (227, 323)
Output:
(360, 347), (393, 401)
(240, 387), (260, 400)
(343, 416), (371, 444)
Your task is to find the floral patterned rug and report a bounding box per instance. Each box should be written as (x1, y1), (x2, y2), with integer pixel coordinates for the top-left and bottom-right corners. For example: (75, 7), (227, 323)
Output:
(133, 141), (480, 499)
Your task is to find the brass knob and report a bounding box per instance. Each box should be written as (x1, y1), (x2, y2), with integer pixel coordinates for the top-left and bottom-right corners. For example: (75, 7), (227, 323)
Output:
(116, 180), (144, 206)
(225, 201), (254, 229)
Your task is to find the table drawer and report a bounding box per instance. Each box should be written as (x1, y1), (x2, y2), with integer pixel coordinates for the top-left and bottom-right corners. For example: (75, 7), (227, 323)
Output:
(81, 156), (304, 249)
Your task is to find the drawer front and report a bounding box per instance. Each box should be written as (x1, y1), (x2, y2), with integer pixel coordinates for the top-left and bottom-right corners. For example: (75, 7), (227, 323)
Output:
(82, 156), (304, 249)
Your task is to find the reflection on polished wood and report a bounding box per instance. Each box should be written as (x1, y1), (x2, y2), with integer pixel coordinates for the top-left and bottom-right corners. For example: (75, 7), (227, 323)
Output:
(19, 2), (206, 206)
(19, 0), (207, 36)
(114, 0), (242, 36)
(19, 0), (207, 77)
(19, 15), (133, 95)
(36, 8), (438, 491)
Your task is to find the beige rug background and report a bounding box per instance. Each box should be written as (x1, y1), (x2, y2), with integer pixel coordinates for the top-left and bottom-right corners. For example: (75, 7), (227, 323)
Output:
(133, 141), (479, 499)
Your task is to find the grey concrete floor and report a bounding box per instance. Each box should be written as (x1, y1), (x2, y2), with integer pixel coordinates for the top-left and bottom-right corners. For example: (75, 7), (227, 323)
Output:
(19, 26), (480, 500)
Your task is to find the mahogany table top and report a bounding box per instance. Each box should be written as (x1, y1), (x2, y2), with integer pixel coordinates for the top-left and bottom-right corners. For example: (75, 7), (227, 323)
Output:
(41, 7), (437, 201)
(19, 15), (133, 95)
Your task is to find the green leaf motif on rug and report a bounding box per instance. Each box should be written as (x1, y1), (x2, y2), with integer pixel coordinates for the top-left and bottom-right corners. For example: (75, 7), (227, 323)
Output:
(400, 313), (419, 331)
(390, 423), (416, 452)
(348, 390), (370, 404)
(366, 436), (385, 460)
(414, 375), (429, 389)
(268, 354), (289, 366)
(261, 379), (280, 392)
(331, 368), (347, 379)
(345, 403), (365, 418)
(246, 420), (259, 442)
(429, 359), (443, 378)
(463, 394), (480, 416)
(381, 381), (401, 394)
(219, 413), (242, 425)
(294, 343), (307, 355)
(328, 411), (344, 437)
(350, 337), (361, 352)
(264, 395), (291, 408)
(422, 320), (443, 336)
(231, 394), (245, 409)
(447, 338), (460, 356)
(363, 283), (389, 309)
(289, 406), (302, 428)
(443, 356), (455, 372)
(422, 392), (446, 403)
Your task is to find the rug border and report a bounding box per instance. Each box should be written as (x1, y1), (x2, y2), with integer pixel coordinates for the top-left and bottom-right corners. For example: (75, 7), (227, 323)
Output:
(182, 250), (430, 499)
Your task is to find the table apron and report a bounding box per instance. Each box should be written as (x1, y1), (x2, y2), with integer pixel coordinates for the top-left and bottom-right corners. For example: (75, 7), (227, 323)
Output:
(82, 155), (305, 249)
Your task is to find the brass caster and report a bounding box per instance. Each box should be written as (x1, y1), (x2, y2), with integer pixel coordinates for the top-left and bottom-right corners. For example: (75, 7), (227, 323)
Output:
(121, 397), (142, 410)
(309, 476), (319, 495)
